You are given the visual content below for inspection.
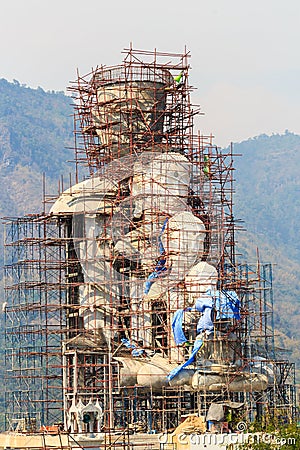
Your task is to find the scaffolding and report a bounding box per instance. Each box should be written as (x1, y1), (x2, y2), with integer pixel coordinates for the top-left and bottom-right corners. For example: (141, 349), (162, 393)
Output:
(3, 48), (296, 446)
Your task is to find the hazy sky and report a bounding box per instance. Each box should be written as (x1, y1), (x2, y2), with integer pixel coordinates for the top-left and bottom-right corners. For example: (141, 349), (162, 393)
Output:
(1, 0), (300, 146)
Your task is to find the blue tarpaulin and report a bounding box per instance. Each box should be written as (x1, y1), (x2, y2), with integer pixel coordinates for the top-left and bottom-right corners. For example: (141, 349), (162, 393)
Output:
(167, 338), (204, 381)
(194, 296), (214, 334)
(168, 289), (240, 382)
(171, 290), (240, 344)
(144, 260), (167, 294)
(144, 218), (168, 294)
(172, 309), (189, 345)
(195, 296), (213, 312)
(214, 290), (241, 320)
(197, 307), (214, 333)
(121, 338), (145, 357)
(172, 297), (214, 345)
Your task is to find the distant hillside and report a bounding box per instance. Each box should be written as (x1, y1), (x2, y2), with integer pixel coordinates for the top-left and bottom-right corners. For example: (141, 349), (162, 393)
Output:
(0, 79), (74, 216)
(233, 133), (300, 377)
(234, 132), (300, 260)
(0, 81), (74, 426)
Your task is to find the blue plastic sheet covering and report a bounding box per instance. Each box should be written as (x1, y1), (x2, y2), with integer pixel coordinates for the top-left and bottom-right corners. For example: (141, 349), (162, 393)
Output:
(213, 290), (240, 320)
(121, 338), (145, 357)
(144, 218), (168, 294)
(167, 338), (204, 381)
(172, 297), (214, 345)
(144, 260), (167, 294)
(171, 290), (240, 344)
(194, 296), (214, 334)
(195, 296), (213, 312)
(197, 307), (214, 334)
(172, 309), (190, 345)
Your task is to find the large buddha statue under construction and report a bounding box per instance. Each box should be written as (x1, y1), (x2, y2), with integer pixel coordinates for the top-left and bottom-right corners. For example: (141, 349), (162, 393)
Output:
(50, 49), (268, 433)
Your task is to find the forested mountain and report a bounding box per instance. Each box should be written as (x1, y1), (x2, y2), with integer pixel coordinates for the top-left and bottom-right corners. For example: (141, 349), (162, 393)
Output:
(234, 132), (300, 261)
(234, 133), (300, 373)
(0, 79), (74, 216)
(0, 80), (74, 425)
(0, 79), (299, 415)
